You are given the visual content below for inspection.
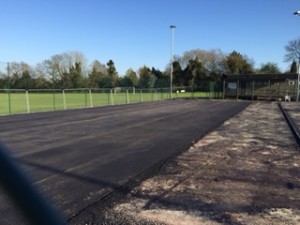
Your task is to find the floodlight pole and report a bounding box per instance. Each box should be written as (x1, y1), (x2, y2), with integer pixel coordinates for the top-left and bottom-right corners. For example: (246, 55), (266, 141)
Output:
(293, 11), (300, 102)
(170, 25), (176, 100)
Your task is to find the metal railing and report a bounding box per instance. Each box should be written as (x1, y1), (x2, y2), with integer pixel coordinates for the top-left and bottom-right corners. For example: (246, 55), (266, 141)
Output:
(0, 86), (221, 116)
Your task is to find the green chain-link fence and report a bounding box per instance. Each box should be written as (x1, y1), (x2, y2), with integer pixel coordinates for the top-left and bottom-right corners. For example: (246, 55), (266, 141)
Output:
(0, 84), (222, 115)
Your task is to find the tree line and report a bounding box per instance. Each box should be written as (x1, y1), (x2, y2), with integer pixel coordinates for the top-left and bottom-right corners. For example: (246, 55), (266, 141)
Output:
(0, 48), (294, 90)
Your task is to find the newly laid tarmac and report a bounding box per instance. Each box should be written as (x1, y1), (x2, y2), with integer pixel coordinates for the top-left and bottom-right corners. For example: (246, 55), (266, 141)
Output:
(0, 100), (249, 224)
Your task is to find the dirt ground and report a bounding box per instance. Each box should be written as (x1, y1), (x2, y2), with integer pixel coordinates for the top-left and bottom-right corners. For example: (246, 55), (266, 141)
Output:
(106, 102), (300, 225)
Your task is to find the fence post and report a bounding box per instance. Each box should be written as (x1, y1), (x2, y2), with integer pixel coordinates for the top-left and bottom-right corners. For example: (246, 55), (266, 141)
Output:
(140, 89), (143, 103)
(26, 90), (30, 113)
(6, 63), (12, 115)
(89, 89), (93, 107)
(126, 89), (129, 104)
(110, 89), (114, 105)
(84, 88), (88, 108)
(7, 90), (11, 115)
(52, 90), (56, 111)
(151, 89), (154, 102)
(62, 89), (67, 110)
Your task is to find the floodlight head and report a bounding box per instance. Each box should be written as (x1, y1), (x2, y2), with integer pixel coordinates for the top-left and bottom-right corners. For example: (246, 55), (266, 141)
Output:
(294, 10), (300, 15)
(170, 25), (176, 29)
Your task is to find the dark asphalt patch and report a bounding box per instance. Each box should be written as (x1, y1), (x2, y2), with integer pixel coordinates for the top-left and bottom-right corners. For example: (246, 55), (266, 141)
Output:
(0, 100), (250, 224)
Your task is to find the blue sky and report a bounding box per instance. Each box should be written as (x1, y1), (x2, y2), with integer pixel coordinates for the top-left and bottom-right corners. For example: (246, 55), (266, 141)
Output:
(1, 0), (300, 74)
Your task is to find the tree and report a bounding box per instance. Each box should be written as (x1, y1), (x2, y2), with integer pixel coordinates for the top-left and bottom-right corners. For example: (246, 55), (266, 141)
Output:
(284, 38), (300, 63)
(184, 58), (206, 87)
(43, 54), (69, 88)
(8, 62), (34, 89)
(19, 70), (35, 89)
(151, 67), (168, 88)
(172, 61), (184, 87)
(138, 66), (156, 88)
(69, 62), (84, 88)
(88, 60), (107, 88)
(290, 60), (298, 73)
(35, 63), (50, 86)
(42, 51), (87, 88)
(181, 49), (226, 75)
(35, 75), (51, 89)
(105, 60), (118, 88)
(0, 76), (9, 89)
(225, 51), (254, 74)
(120, 68), (138, 87)
(257, 62), (281, 74)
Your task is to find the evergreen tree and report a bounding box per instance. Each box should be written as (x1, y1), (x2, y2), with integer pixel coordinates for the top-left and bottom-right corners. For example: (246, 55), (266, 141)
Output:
(257, 62), (281, 74)
(225, 51), (254, 74)
(121, 68), (138, 87)
(106, 60), (118, 88)
(172, 61), (184, 87)
(88, 60), (107, 88)
(138, 66), (156, 88)
(19, 70), (34, 89)
(151, 67), (168, 88)
(69, 62), (83, 88)
(183, 58), (206, 86)
(290, 60), (298, 73)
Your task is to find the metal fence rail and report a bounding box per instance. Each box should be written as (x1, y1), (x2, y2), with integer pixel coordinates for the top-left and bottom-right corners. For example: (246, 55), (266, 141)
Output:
(0, 86), (221, 116)
(1, 76), (298, 116)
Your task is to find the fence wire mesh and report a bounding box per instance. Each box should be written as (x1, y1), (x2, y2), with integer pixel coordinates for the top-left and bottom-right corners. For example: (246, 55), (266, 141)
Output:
(1, 76), (298, 116)
(0, 85), (223, 115)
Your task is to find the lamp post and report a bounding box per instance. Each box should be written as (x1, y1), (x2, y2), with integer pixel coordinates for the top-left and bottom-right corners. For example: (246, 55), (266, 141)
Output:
(294, 10), (300, 15)
(293, 11), (300, 102)
(170, 25), (176, 100)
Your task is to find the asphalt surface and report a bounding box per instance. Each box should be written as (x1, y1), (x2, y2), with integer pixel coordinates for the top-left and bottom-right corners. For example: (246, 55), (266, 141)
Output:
(0, 100), (250, 224)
